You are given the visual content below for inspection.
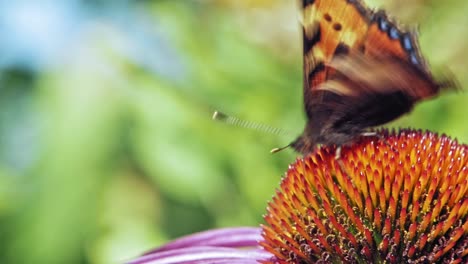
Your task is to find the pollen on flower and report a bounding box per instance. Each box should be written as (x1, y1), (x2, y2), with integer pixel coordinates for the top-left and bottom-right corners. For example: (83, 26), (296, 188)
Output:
(260, 129), (468, 263)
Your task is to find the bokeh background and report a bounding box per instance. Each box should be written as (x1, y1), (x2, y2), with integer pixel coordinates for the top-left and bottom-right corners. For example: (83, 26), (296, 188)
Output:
(0, 0), (466, 263)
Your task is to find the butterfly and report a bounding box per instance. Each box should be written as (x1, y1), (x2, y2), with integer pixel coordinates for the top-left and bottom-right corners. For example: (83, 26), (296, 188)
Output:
(280, 0), (457, 156)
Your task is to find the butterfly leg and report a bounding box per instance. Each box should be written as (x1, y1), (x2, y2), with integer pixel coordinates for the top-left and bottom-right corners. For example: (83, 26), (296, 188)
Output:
(361, 131), (399, 153)
(334, 132), (378, 160)
(361, 131), (378, 137)
(335, 146), (342, 160)
(360, 131), (386, 144)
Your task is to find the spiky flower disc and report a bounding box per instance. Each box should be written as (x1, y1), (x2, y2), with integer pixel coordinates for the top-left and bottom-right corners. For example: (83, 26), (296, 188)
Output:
(261, 129), (468, 263)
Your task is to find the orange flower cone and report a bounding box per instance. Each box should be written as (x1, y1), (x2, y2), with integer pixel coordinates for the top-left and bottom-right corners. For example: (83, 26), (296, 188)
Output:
(261, 129), (467, 263)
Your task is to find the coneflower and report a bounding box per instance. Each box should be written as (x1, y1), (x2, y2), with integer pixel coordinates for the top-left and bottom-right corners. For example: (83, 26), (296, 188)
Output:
(128, 129), (467, 264)
(261, 129), (467, 263)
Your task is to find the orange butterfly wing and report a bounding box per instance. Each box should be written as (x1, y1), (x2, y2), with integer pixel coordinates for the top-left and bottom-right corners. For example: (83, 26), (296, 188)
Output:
(302, 0), (369, 98)
(364, 11), (423, 67)
(302, 0), (438, 103)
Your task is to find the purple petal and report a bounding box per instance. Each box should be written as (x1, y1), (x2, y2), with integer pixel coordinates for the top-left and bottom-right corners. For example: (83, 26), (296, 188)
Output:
(126, 246), (273, 264)
(146, 227), (262, 254)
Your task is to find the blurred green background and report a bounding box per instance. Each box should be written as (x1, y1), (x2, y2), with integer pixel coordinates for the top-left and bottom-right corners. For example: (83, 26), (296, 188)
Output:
(0, 0), (466, 263)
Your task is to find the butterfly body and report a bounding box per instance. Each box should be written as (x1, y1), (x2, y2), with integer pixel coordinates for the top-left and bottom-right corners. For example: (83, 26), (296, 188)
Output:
(291, 0), (455, 155)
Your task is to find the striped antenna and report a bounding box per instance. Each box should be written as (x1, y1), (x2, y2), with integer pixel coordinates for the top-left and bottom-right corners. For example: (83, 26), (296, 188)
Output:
(212, 111), (291, 137)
